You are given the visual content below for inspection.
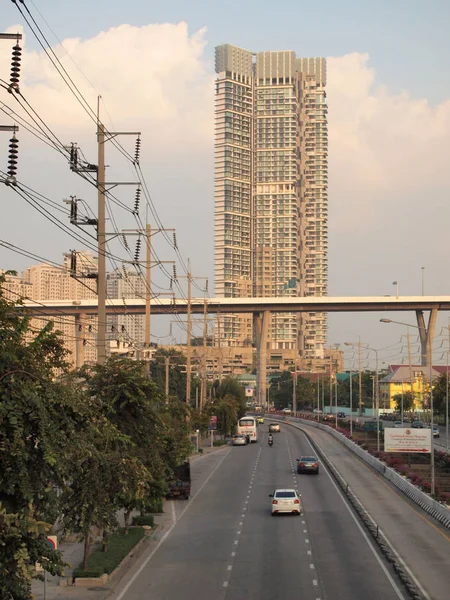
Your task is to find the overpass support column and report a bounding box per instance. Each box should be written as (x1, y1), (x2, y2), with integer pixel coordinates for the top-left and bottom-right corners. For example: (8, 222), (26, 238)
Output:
(75, 313), (86, 369)
(416, 309), (437, 368)
(254, 311), (271, 409)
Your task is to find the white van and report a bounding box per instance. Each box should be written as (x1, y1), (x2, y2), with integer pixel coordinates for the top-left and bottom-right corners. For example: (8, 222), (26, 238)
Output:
(282, 408), (292, 415)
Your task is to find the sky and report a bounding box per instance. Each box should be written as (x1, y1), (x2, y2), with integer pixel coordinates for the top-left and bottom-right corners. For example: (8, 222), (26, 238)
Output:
(1, 0), (450, 368)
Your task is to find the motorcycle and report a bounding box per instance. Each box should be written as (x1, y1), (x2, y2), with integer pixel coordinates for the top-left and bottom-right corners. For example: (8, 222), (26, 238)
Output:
(268, 438), (273, 447)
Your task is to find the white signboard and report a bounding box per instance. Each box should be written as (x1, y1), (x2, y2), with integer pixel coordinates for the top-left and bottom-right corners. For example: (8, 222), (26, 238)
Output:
(384, 428), (431, 453)
(245, 386), (254, 397)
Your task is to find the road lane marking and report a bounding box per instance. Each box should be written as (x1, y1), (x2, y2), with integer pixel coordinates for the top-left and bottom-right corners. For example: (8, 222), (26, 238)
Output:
(223, 581), (228, 587)
(234, 540), (238, 545)
(310, 564), (315, 569)
(313, 580), (318, 586)
(227, 565), (232, 571)
(171, 500), (177, 524)
(304, 437), (407, 600)
(231, 552), (236, 557)
(114, 449), (231, 600)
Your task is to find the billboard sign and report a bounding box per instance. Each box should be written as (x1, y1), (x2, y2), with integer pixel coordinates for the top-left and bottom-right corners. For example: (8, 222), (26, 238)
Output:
(245, 386), (254, 397)
(208, 415), (217, 431)
(384, 428), (431, 453)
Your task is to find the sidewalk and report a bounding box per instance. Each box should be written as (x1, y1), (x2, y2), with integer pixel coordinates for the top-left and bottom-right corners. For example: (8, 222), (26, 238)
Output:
(30, 440), (227, 599)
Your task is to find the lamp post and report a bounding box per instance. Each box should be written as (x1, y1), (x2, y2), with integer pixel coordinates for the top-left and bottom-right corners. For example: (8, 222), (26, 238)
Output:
(381, 318), (435, 495)
(195, 429), (199, 453)
(349, 367), (353, 437)
(392, 281), (399, 298)
(421, 267), (425, 296)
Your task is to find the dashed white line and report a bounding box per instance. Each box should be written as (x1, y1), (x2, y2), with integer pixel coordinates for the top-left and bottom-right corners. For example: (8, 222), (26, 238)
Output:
(231, 552), (236, 557)
(223, 581), (229, 588)
(312, 580), (318, 586)
(305, 539), (310, 544)
(234, 540), (239, 545)
(227, 565), (232, 571)
(310, 564), (315, 569)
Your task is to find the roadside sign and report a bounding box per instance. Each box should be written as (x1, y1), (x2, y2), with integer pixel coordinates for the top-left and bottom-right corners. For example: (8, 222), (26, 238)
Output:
(245, 386), (254, 397)
(208, 415), (217, 430)
(35, 536), (58, 573)
(384, 428), (431, 453)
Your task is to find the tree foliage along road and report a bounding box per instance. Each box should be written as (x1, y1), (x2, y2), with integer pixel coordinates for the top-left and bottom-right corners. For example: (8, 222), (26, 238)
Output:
(0, 278), (193, 597)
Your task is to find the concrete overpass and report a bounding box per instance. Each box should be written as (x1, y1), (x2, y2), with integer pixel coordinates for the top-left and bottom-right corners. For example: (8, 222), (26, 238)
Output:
(22, 295), (450, 406)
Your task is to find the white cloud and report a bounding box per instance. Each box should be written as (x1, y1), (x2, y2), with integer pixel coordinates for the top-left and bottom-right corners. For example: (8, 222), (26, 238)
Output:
(327, 52), (450, 232)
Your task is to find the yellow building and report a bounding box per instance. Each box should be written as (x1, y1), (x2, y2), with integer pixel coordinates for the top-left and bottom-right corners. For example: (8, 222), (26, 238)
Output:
(379, 365), (440, 411)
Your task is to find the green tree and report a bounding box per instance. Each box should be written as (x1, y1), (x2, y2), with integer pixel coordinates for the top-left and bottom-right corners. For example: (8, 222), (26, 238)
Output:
(392, 391), (415, 414)
(150, 348), (186, 401)
(430, 373), (449, 416)
(216, 377), (246, 417)
(0, 278), (70, 596)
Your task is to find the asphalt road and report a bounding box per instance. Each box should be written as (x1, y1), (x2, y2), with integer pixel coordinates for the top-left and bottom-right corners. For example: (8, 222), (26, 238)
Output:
(111, 428), (407, 600)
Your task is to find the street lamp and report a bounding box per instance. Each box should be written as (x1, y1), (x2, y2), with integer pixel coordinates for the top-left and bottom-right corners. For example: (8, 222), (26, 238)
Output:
(393, 281), (399, 298)
(195, 429), (199, 453)
(381, 318), (435, 495)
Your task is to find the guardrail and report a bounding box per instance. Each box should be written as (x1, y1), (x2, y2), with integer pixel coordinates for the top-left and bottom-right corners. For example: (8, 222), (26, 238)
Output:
(269, 413), (450, 530)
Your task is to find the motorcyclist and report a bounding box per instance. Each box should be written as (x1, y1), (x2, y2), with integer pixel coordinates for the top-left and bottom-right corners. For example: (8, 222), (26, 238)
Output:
(268, 433), (274, 445)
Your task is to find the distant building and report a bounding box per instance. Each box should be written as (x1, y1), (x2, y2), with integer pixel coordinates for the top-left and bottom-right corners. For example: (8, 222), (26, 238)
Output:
(379, 365), (441, 410)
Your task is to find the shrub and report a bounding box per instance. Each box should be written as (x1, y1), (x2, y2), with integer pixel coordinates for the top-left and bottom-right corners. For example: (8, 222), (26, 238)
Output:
(146, 497), (164, 514)
(213, 440), (228, 447)
(74, 527), (145, 578)
(132, 515), (154, 527)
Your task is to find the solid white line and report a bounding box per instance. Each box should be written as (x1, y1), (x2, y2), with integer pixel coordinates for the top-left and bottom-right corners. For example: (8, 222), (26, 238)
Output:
(303, 436), (406, 600)
(114, 449), (231, 600)
(171, 500), (177, 524)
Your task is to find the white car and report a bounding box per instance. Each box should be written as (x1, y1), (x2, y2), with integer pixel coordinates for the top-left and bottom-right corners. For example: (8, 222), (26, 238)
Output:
(282, 408), (292, 415)
(313, 408), (323, 414)
(269, 489), (302, 516)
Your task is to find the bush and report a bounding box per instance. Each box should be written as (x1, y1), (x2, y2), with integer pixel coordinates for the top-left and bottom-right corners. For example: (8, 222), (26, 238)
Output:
(146, 497), (164, 514)
(74, 527), (145, 578)
(132, 515), (154, 527)
(72, 567), (104, 578)
(213, 440), (228, 447)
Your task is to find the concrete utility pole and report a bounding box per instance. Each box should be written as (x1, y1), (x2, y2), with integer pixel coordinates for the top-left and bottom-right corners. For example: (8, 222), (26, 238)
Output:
(97, 120), (106, 364)
(217, 314), (223, 381)
(165, 356), (170, 402)
(176, 266), (208, 405)
(358, 337), (363, 416)
(121, 225), (174, 374)
(200, 296), (208, 410)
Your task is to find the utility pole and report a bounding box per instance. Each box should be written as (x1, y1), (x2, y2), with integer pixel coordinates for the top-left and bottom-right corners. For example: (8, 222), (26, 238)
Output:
(186, 267), (192, 405)
(329, 346), (333, 414)
(165, 356), (170, 402)
(358, 337), (363, 416)
(217, 314), (223, 381)
(407, 328), (414, 414)
(97, 118), (106, 364)
(200, 295), (208, 410)
(176, 265), (208, 404)
(121, 226), (175, 374)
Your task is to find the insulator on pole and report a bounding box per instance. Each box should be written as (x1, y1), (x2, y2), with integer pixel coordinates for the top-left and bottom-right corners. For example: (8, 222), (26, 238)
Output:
(122, 233), (129, 250)
(6, 134), (18, 183)
(8, 43), (21, 93)
(173, 264), (177, 281)
(134, 136), (141, 165)
(173, 232), (178, 249)
(170, 278), (173, 290)
(133, 186), (141, 215)
(205, 279), (208, 292)
(134, 237), (142, 262)
(69, 143), (78, 170)
(70, 250), (77, 277)
(70, 197), (78, 224)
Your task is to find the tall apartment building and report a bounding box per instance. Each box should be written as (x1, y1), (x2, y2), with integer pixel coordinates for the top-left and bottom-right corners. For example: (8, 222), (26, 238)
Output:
(214, 44), (328, 366)
(21, 251), (98, 364)
(106, 269), (146, 347)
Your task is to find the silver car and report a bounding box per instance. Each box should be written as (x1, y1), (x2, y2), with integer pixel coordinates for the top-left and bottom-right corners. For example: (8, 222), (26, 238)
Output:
(232, 434), (248, 446)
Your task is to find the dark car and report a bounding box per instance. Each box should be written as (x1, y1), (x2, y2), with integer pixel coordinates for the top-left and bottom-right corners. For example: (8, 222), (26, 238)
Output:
(411, 421), (425, 429)
(337, 412), (346, 418)
(297, 456), (319, 474)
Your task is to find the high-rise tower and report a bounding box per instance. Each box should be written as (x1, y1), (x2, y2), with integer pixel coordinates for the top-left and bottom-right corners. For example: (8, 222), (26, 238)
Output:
(214, 44), (328, 365)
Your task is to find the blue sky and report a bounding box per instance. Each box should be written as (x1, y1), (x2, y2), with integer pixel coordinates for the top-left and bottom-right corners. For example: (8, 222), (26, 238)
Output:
(1, 0), (450, 365)
(3, 0), (450, 104)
